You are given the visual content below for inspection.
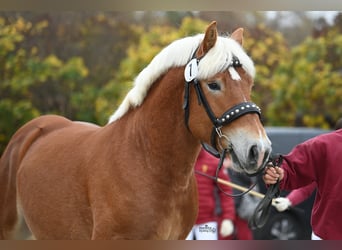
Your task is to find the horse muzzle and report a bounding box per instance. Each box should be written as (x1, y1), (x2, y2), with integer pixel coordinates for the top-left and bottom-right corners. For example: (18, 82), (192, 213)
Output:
(225, 131), (272, 176)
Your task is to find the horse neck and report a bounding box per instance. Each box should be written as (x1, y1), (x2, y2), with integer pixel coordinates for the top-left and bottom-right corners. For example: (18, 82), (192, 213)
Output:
(120, 67), (200, 180)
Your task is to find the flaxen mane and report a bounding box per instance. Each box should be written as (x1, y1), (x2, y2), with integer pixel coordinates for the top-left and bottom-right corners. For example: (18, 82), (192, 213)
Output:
(108, 33), (255, 123)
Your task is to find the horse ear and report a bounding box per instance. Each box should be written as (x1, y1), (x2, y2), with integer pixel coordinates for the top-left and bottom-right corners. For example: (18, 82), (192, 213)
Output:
(196, 21), (218, 58)
(231, 27), (244, 46)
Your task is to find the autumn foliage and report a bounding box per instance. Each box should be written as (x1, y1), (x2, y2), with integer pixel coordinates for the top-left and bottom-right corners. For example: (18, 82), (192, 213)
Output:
(1, 13), (341, 154)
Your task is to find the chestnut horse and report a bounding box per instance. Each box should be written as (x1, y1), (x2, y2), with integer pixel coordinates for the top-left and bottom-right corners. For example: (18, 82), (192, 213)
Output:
(0, 21), (271, 239)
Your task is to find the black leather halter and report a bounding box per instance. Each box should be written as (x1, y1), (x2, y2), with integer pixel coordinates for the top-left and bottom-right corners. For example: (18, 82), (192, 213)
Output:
(183, 49), (261, 156)
(183, 48), (280, 229)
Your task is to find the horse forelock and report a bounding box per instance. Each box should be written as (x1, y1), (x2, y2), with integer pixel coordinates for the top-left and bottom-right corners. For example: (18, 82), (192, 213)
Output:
(108, 33), (255, 123)
(198, 36), (255, 80)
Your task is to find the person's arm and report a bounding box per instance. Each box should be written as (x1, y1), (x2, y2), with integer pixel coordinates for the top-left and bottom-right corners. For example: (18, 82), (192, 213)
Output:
(273, 182), (316, 212)
(287, 182), (316, 206)
(264, 137), (320, 190)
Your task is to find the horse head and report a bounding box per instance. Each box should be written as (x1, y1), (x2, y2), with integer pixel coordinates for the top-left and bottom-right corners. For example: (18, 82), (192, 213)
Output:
(185, 21), (271, 175)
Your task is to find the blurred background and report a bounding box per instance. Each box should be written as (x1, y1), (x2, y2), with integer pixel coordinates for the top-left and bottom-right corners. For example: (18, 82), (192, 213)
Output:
(1, 11), (341, 155)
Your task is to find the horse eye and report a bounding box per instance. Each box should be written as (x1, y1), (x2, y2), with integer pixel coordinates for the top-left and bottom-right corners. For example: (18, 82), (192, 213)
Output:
(207, 82), (221, 91)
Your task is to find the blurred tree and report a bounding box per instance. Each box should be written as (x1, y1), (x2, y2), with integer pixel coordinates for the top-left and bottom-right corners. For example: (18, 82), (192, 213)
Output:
(0, 15), (88, 154)
(267, 25), (342, 128)
(265, 11), (314, 47)
(0, 16), (41, 153)
(1, 12), (341, 156)
(243, 24), (290, 125)
(197, 11), (267, 33)
(95, 17), (209, 124)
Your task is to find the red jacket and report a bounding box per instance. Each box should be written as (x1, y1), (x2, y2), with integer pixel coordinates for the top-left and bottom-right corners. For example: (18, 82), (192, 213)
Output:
(280, 129), (342, 239)
(194, 149), (235, 225)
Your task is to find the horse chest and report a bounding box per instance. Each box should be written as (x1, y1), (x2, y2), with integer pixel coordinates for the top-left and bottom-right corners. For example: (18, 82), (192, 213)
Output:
(153, 196), (197, 239)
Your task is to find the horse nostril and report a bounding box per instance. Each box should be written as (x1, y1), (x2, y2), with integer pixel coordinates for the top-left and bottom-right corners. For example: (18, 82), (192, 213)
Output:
(248, 144), (259, 165)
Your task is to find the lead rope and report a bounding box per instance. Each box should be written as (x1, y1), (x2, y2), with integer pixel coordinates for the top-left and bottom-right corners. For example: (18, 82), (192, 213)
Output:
(248, 154), (283, 229)
(196, 150), (282, 228)
(195, 149), (281, 228)
(213, 148), (258, 197)
(195, 148), (258, 198)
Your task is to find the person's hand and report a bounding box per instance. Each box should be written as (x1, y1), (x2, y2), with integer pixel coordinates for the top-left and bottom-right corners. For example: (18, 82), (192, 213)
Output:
(273, 197), (292, 212)
(263, 165), (284, 185)
(220, 219), (234, 237)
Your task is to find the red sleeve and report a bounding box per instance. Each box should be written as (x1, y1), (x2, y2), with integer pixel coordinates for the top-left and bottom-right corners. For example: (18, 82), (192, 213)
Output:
(280, 138), (319, 190)
(286, 182), (316, 206)
(217, 168), (235, 221)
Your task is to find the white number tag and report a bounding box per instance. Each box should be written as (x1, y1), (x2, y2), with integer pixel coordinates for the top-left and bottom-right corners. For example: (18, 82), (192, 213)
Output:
(184, 59), (198, 82)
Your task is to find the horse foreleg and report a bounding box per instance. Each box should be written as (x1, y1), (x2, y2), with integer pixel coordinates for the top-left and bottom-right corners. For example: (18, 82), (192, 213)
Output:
(14, 201), (34, 240)
(91, 226), (116, 240)
(10, 213), (34, 240)
(0, 199), (33, 240)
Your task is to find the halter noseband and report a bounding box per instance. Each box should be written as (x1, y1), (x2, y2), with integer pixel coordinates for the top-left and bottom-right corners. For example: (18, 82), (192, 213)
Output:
(183, 49), (261, 155)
